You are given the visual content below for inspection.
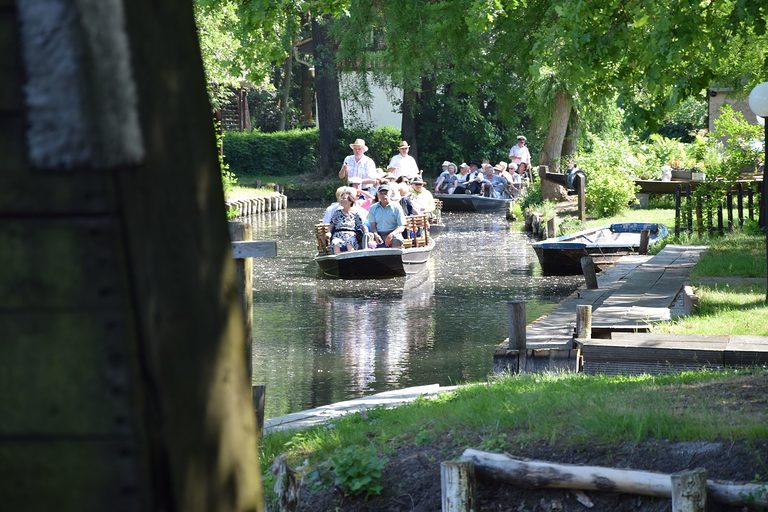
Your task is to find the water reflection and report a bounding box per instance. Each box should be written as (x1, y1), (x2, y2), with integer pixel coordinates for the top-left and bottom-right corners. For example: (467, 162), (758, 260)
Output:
(248, 204), (582, 418)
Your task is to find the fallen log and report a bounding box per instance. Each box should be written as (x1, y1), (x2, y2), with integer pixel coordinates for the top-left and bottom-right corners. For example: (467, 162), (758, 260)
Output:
(460, 449), (768, 508)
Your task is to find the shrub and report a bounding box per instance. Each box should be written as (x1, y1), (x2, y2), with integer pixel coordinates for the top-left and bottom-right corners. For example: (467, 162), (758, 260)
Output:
(330, 445), (387, 499)
(579, 133), (638, 217)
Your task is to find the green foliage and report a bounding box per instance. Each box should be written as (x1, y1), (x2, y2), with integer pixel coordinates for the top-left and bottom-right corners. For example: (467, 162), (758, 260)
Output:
(519, 181), (542, 212)
(224, 129), (319, 175)
(711, 105), (764, 180)
(657, 96), (708, 142)
(578, 133), (638, 217)
(330, 445), (387, 499)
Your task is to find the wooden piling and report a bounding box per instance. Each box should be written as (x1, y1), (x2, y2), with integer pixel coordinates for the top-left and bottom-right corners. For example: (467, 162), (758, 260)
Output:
(441, 461), (476, 512)
(229, 221), (254, 381)
(639, 229), (650, 254)
(576, 305), (592, 340)
(576, 174), (586, 222)
(581, 256), (598, 289)
(671, 468), (708, 512)
(252, 384), (266, 442)
(546, 217), (556, 239)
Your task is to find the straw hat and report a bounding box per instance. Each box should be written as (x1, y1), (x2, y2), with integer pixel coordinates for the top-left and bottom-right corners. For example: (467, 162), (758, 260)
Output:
(397, 140), (410, 149)
(349, 138), (368, 152)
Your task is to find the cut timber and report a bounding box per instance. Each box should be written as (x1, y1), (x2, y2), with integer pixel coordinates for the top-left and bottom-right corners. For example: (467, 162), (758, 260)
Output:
(460, 449), (768, 507)
(671, 468), (707, 512)
(441, 461), (476, 512)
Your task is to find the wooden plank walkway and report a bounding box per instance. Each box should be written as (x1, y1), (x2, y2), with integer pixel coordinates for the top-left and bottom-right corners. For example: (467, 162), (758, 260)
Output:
(580, 332), (768, 375)
(523, 245), (707, 350)
(590, 245), (708, 330)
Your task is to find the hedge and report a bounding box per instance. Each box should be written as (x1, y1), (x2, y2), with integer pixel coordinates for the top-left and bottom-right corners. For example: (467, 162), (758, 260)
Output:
(223, 127), (402, 176)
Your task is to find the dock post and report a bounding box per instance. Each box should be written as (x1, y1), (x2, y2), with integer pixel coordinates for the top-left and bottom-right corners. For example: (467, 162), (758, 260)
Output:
(580, 256), (598, 289)
(671, 468), (707, 512)
(639, 229), (650, 254)
(252, 384), (266, 443)
(576, 174), (586, 222)
(229, 221), (254, 381)
(508, 301), (527, 372)
(546, 217), (556, 238)
(575, 305), (592, 342)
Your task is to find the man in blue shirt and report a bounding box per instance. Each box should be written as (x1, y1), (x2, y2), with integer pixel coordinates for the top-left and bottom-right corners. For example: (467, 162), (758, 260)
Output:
(368, 184), (406, 248)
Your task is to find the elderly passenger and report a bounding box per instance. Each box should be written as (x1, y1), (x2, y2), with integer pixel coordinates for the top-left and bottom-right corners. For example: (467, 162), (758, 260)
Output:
(368, 184), (406, 248)
(329, 190), (366, 254)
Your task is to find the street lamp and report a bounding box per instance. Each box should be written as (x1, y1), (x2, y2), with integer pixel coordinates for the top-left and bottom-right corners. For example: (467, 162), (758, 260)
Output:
(748, 82), (768, 301)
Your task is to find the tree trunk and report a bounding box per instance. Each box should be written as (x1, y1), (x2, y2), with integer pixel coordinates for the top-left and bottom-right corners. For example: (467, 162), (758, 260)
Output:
(401, 88), (418, 162)
(562, 107), (579, 162)
(312, 15), (343, 175)
(278, 50), (293, 131)
(539, 90), (572, 202)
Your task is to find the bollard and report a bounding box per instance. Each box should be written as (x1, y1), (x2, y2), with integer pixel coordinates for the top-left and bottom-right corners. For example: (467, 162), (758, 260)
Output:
(229, 221), (253, 381)
(639, 229), (650, 254)
(575, 304), (592, 341)
(581, 256), (598, 289)
(507, 301), (527, 372)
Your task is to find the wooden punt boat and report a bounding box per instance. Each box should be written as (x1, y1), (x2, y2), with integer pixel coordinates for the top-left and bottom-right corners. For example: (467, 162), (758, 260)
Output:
(531, 222), (669, 276)
(313, 214), (435, 279)
(433, 193), (514, 213)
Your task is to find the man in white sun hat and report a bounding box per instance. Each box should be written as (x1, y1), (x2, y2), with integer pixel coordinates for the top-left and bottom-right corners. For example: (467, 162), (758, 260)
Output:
(386, 140), (419, 181)
(508, 135), (531, 169)
(339, 138), (378, 192)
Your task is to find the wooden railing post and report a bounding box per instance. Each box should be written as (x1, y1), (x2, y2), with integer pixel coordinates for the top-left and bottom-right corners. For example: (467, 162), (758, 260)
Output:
(507, 301), (527, 372)
(229, 221), (253, 381)
(575, 305), (592, 341)
(441, 461), (476, 512)
(671, 468), (708, 512)
(576, 174), (586, 222)
(639, 229), (650, 255)
(581, 256), (598, 289)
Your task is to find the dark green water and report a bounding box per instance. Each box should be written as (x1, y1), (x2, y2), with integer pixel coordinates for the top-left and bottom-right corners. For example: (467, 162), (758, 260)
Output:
(248, 204), (582, 418)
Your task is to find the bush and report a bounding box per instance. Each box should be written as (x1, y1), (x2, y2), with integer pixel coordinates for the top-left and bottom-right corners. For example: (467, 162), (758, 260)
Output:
(330, 445), (387, 499)
(223, 127), (403, 177)
(579, 134), (638, 217)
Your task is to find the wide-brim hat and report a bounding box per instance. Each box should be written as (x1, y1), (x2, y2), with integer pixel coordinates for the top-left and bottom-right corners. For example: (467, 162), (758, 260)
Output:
(516, 135), (527, 141)
(410, 176), (424, 185)
(459, 162), (469, 169)
(494, 161), (508, 171)
(398, 140), (410, 149)
(441, 160), (451, 167)
(349, 138), (368, 152)
(470, 160), (482, 167)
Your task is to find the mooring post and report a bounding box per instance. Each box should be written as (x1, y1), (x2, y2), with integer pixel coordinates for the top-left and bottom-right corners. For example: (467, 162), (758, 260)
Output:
(546, 217), (556, 239)
(671, 468), (708, 512)
(639, 229), (650, 254)
(576, 174), (586, 222)
(580, 256), (598, 289)
(575, 305), (592, 341)
(229, 221), (253, 381)
(507, 301), (527, 372)
(252, 384), (266, 443)
(441, 461), (476, 512)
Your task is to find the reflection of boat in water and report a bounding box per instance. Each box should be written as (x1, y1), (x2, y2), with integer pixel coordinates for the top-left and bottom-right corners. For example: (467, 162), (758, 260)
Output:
(434, 193), (514, 213)
(314, 214), (435, 279)
(531, 223), (669, 276)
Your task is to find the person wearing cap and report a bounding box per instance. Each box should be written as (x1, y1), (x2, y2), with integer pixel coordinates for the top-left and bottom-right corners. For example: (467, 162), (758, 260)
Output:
(409, 176), (436, 215)
(489, 162), (512, 198)
(386, 140), (420, 181)
(434, 162), (458, 194)
(339, 138), (378, 191)
(368, 184), (406, 248)
(508, 135), (531, 169)
(453, 162), (472, 194)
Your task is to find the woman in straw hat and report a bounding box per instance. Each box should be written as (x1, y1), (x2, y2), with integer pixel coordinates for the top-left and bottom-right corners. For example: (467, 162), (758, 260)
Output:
(339, 138), (378, 192)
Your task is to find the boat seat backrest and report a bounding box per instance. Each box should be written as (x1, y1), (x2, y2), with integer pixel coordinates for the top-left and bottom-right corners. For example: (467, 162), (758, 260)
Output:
(610, 223), (659, 234)
(314, 223), (331, 254)
(405, 214), (430, 248)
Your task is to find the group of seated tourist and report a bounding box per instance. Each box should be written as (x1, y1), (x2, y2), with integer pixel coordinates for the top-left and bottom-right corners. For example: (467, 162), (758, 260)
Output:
(434, 159), (530, 199)
(322, 172), (436, 255)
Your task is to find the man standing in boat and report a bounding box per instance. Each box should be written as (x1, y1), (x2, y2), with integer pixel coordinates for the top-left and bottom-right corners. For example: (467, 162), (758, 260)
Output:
(387, 140), (420, 182)
(508, 135), (532, 169)
(339, 138), (378, 193)
(368, 184), (406, 248)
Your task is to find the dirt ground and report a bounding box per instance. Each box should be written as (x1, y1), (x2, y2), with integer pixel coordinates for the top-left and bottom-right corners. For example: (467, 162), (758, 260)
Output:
(293, 373), (768, 511)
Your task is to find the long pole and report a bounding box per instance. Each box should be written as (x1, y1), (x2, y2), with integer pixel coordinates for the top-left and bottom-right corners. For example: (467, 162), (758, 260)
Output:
(764, 122), (768, 302)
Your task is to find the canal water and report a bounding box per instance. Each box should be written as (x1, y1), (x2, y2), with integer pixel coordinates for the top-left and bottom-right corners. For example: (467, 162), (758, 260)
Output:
(248, 203), (583, 418)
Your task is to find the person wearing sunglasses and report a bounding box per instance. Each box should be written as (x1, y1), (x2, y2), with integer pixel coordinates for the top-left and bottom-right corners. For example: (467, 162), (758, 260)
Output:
(508, 135), (531, 169)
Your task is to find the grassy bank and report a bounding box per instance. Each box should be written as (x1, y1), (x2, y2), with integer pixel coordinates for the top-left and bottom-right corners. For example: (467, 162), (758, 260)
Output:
(260, 225), (768, 503)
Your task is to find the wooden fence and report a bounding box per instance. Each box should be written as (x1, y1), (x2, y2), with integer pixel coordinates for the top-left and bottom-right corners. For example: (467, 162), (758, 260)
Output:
(674, 182), (759, 237)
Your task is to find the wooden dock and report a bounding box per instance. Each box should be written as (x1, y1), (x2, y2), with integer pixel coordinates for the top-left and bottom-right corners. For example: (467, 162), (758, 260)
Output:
(579, 332), (768, 375)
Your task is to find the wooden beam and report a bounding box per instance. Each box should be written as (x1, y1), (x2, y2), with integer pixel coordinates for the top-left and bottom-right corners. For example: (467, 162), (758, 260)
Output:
(231, 240), (277, 259)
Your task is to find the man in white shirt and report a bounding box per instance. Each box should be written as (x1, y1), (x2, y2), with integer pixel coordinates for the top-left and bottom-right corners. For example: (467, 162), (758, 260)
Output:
(508, 135), (532, 169)
(387, 140), (419, 181)
(339, 138), (378, 192)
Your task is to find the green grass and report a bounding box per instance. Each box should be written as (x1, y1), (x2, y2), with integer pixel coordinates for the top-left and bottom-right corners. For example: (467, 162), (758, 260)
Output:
(692, 231), (766, 278)
(262, 370), (768, 474)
